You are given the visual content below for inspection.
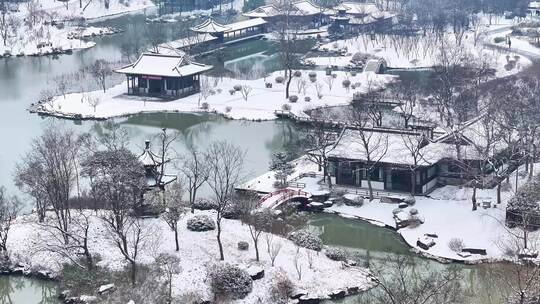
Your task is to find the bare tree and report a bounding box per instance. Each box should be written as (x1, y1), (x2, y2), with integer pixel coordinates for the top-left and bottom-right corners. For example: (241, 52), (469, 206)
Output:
(160, 180), (188, 251)
(82, 147), (148, 285)
(88, 96), (101, 113)
(269, 239), (283, 266)
(240, 85), (252, 101)
(303, 118), (343, 188)
(179, 144), (209, 213)
(0, 187), (20, 252)
(88, 59), (112, 93)
(15, 125), (80, 242)
(401, 133), (432, 195)
(276, 6), (299, 99)
(359, 254), (464, 304)
(348, 108), (389, 201)
(205, 141), (245, 260)
(242, 197), (273, 261)
(293, 248), (303, 280)
(156, 253), (182, 304)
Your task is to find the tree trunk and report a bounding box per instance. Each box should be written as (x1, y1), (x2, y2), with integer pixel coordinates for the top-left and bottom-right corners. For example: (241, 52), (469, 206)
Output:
(285, 68), (292, 99)
(217, 222), (224, 260)
(497, 183), (501, 205)
(367, 172), (374, 201)
(130, 261), (137, 286)
(410, 170), (416, 195)
(472, 185), (477, 211)
(174, 227), (179, 251)
(254, 240), (259, 261)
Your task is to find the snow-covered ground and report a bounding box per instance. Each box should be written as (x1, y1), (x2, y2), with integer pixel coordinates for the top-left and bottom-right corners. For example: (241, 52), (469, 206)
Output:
(38, 70), (396, 120)
(488, 30), (540, 58)
(327, 164), (540, 262)
(312, 16), (532, 77)
(8, 210), (375, 302)
(24, 0), (155, 20)
(0, 23), (100, 56)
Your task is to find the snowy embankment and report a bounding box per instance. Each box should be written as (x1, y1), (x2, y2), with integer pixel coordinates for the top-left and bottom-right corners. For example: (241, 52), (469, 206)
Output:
(327, 164), (540, 263)
(37, 70), (396, 120)
(34, 0), (154, 21)
(311, 16), (532, 77)
(7, 210), (375, 302)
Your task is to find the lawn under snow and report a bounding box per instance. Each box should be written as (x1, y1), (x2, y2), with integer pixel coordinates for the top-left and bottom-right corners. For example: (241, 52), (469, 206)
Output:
(8, 210), (375, 302)
(312, 16), (532, 77)
(39, 70), (396, 120)
(24, 0), (155, 20)
(327, 164), (540, 262)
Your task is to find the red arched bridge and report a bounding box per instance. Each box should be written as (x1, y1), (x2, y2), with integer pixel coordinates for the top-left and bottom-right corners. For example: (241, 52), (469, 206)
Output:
(258, 188), (312, 209)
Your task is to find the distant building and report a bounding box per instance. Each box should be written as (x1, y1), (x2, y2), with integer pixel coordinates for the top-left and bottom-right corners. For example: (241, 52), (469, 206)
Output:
(190, 17), (267, 42)
(316, 116), (512, 195)
(243, 0), (329, 29)
(330, 2), (396, 31)
(528, 1), (540, 16)
(139, 140), (177, 190)
(114, 52), (212, 98)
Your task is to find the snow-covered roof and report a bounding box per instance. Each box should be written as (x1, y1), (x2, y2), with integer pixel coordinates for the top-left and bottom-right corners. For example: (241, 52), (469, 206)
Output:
(333, 2), (395, 21)
(139, 141), (161, 166)
(243, 0), (322, 18)
(162, 34), (218, 50)
(191, 18), (231, 33)
(326, 129), (440, 166)
(529, 1), (540, 9)
(243, 4), (280, 18)
(224, 18), (267, 32)
(114, 53), (212, 78)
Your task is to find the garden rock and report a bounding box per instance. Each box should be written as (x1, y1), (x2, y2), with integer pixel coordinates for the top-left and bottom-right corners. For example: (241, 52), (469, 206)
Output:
(246, 265), (264, 280)
(238, 241), (249, 251)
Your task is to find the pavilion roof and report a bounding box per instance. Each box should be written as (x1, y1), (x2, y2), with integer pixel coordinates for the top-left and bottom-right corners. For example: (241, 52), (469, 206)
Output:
(114, 53), (212, 78)
(191, 18), (231, 33)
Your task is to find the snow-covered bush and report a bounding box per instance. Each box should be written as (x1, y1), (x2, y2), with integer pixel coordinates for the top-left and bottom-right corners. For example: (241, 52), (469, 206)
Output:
(288, 230), (323, 251)
(275, 76), (285, 84)
(351, 84), (356, 90)
(225, 106), (232, 113)
(229, 89), (236, 95)
(350, 70), (357, 76)
(448, 238), (465, 253)
(209, 89), (216, 95)
(392, 208), (402, 215)
(325, 247), (347, 261)
(304, 96), (311, 102)
(270, 269), (294, 304)
(223, 203), (241, 219)
(238, 241), (249, 251)
(233, 84), (242, 91)
(187, 215), (216, 232)
(265, 82), (273, 88)
(493, 36), (506, 43)
(293, 71), (302, 77)
(209, 263), (253, 299)
(281, 104), (291, 111)
(201, 102), (209, 111)
(404, 196), (416, 205)
(342, 79), (351, 88)
(331, 73), (337, 79)
(409, 208), (419, 215)
(289, 95), (299, 103)
(193, 199), (218, 210)
(217, 88), (222, 94)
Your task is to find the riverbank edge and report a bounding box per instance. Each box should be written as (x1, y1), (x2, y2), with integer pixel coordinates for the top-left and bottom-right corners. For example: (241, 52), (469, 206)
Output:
(323, 209), (500, 265)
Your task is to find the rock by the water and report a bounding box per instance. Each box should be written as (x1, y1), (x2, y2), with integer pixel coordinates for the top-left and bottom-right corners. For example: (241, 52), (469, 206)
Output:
(246, 265), (264, 280)
(98, 283), (115, 294)
(298, 295), (322, 304)
(290, 289), (308, 299)
(417, 236), (436, 250)
(329, 289), (346, 299)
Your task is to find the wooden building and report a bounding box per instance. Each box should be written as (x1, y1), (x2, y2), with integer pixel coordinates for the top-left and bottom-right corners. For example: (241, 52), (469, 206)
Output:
(329, 2), (395, 32)
(316, 116), (511, 195)
(190, 18), (267, 42)
(114, 52), (212, 98)
(243, 0), (329, 29)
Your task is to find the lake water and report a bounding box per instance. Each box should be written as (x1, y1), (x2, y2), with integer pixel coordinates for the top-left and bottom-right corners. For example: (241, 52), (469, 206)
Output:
(0, 10), (511, 304)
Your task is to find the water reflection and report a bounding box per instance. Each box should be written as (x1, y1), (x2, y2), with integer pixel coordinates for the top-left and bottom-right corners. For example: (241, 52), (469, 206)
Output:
(0, 276), (58, 304)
